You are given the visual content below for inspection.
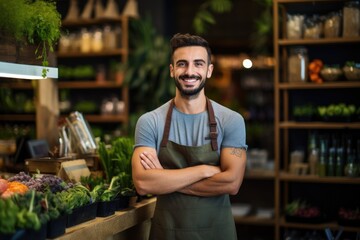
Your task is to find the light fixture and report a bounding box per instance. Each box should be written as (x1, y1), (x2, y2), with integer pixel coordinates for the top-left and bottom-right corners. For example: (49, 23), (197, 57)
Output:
(0, 61), (58, 80)
(242, 59), (253, 69)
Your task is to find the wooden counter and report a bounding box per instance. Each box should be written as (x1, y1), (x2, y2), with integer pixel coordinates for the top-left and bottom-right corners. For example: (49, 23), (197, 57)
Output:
(55, 197), (156, 240)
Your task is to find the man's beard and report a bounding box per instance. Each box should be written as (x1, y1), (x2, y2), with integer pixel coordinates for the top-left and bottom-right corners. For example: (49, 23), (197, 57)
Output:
(174, 74), (206, 98)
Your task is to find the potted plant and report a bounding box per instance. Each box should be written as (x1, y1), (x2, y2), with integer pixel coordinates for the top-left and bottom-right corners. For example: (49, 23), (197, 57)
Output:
(98, 137), (137, 206)
(0, 0), (61, 78)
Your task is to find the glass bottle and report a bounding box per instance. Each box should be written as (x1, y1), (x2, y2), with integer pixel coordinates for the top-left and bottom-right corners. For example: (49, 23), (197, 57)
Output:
(344, 137), (357, 177)
(335, 147), (344, 176)
(287, 47), (309, 82)
(327, 147), (336, 176)
(318, 136), (328, 177)
(308, 133), (319, 175)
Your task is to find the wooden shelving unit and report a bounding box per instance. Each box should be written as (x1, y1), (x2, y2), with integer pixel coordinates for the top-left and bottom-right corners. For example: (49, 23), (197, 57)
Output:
(273, 0), (360, 239)
(57, 14), (130, 131)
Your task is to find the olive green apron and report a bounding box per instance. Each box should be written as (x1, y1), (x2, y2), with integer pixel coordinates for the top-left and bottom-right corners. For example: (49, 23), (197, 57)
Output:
(149, 98), (237, 240)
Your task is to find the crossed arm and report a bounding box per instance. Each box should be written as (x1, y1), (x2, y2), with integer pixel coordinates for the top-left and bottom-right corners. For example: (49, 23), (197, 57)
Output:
(131, 146), (246, 197)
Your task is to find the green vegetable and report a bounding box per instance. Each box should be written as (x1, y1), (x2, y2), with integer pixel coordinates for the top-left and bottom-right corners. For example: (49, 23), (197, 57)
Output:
(0, 198), (20, 234)
(56, 184), (92, 209)
(16, 190), (41, 231)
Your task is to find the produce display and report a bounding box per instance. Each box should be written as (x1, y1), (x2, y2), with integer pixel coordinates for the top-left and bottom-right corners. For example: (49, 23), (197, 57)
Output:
(293, 103), (359, 121)
(0, 137), (138, 239)
(8, 171), (72, 193)
(285, 199), (324, 223)
(286, 200), (320, 218)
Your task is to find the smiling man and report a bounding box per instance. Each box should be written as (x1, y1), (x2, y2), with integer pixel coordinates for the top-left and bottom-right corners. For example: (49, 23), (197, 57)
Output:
(132, 33), (247, 240)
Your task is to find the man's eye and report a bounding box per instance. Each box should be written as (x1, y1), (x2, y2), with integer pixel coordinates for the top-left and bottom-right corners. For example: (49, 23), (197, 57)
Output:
(177, 62), (186, 67)
(195, 62), (204, 67)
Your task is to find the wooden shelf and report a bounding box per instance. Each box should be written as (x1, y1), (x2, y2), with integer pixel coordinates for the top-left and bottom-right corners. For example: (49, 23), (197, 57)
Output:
(277, 0), (347, 3)
(273, 0), (360, 239)
(0, 114), (36, 121)
(0, 81), (34, 89)
(279, 172), (360, 184)
(81, 114), (127, 123)
(278, 81), (360, 89)
(234, 215), (275, 226)
(58, 81), (124, 89)
(62, 16), (125, 27)
(57, 49), (127, 58)
(279, 217), (360, 232)
(279, 121), (360, 129)
(56, 197), (156, 240)
(278, 37), (360, 46)
(245, 170), (275, 180)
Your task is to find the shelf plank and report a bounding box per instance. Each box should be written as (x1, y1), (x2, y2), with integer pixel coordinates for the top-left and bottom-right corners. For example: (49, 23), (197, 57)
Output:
(245, 170), (275, 180)
(0, 114), (36, 121)
(279, 172), (360, 184)
(83, 114), (127, 123)
(0, 81), (34, 89)
(278, 38), (360, 45)
(58, 81), (124, 89)
(234, 215), (275, 226)
(279, 121), (360, 129)
(280, 217), (360, 232)
(56, 197), (156, 240)
(57, 49), (126, 58)
(62, 16), (125, 27)
(276, 0), (347, 3)
(278, 81), (360, 89)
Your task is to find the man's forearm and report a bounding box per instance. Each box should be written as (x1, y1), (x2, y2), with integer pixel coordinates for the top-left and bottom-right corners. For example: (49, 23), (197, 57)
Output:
(178, 171), (238, 196)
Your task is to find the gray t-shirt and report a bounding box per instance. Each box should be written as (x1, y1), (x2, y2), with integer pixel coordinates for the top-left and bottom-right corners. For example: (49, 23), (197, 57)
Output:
(134, 99), (247, 155)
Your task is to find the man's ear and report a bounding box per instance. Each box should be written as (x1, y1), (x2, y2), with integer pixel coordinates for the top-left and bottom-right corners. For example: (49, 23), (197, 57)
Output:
(207, 64), (214, 78)
(170, 64), (174, 78)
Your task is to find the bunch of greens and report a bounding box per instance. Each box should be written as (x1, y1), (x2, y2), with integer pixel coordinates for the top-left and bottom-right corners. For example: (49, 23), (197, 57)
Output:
(92, 176), (122, 202)
(0, 197), (20, 234)
(55, 184), (92, 210)
(98, 137), (134, 182)
(98, 137), (136, 197)
(80, 175), (105, 191)
(12, 190), (43, 231)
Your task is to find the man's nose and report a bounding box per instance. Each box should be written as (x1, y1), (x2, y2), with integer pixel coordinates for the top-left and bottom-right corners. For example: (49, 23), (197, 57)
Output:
(185, 63), (195, 75)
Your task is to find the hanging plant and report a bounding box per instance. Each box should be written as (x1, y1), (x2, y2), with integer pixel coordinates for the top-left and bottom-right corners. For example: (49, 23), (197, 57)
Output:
(0, 0), (61, 78)
(193, 0), (233, 34)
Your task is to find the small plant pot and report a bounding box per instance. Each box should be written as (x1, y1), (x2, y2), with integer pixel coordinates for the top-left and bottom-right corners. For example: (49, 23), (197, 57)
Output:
(97, 199), (117, 217)
(67, 202), (98, 227)
(47, 214), (67, 238)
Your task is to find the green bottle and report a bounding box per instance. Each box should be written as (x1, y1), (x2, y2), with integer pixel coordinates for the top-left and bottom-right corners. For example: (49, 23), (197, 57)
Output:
(327, 148), (335, 176)
(318, 137), (328, 177)
(344, 138), (357, 177)
(335, 147), (344, 177)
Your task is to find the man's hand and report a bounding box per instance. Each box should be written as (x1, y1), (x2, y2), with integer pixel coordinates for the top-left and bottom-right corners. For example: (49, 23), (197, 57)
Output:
(140, 151), (163, 170)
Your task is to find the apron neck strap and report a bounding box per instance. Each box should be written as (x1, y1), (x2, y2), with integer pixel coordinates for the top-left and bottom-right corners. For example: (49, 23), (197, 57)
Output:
(160, 99), (175, 147)
(207, 98), (218, 151)
(160, 98), (218, 151)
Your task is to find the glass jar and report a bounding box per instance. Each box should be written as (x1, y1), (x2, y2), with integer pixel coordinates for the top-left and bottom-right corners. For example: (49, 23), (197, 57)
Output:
(287, 14), (305, 39)
(103, 25), (116, 50)
(324, 11), (341, 38)
(80, 28), (91, 53)
(343, 1), (360, 37)
(287, 47), (309, 82)
(304, 15), (322, 39)
(91, 28), (103, 52)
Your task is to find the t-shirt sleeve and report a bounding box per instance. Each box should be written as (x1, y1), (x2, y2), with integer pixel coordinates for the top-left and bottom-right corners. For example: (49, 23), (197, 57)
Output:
(134, 113), (157, 149)
(221, 113), (248, 150)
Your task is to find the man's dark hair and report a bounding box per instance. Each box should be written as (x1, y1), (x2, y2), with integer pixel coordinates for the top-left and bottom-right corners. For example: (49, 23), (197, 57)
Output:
(170, 33), (212, 64)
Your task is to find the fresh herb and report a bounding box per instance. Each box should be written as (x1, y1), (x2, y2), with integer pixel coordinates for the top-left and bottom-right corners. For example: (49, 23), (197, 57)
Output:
(0, 0), (61, 78)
